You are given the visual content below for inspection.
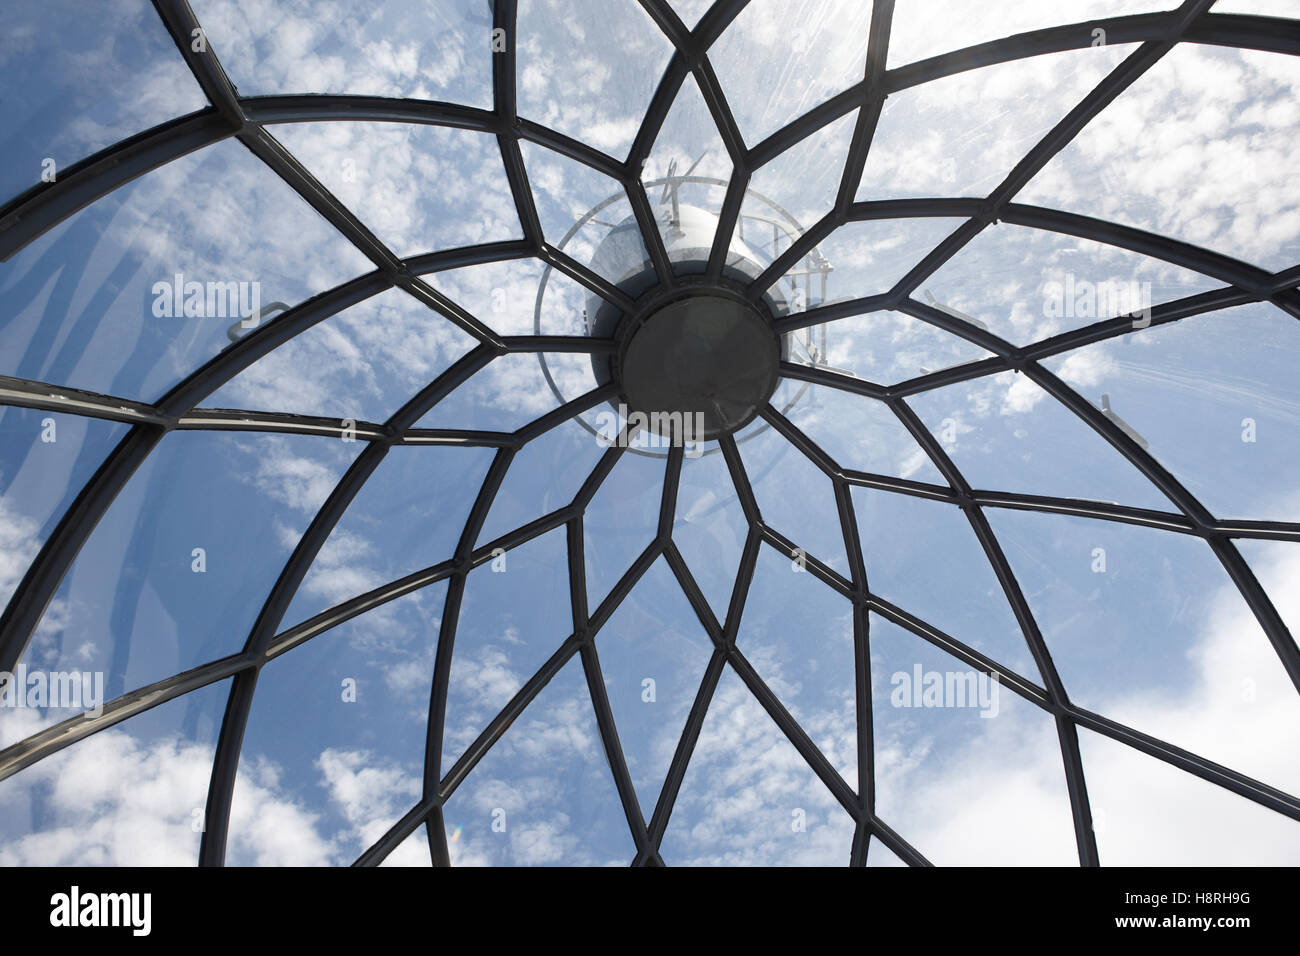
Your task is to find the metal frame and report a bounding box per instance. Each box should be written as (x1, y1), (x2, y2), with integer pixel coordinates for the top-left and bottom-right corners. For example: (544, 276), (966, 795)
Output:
(0, 0), (1298, 866)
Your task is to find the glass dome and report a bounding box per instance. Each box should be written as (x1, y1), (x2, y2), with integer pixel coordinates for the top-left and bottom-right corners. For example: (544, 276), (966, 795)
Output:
(1, 0), (1298, 867)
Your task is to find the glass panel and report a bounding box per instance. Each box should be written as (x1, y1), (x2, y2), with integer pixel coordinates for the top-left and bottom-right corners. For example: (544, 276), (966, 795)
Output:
(379, 823), (431, 867)
(988, 507), (1300, 795)
(595, 555), (715, 812)
(673, 445), (748, 624)
(886, 0), (1174, 67)
(516, 0), (674, 158)
(869, 613), (1079, 864)
(188, 0), (492, 106)
(742, 109), (857, 238)
(0, 0), (207, 205)
(709, 0), (874, 145)
(272, 122), (521, 259)
(1078, 726), (1300, 865)
(206, 286), (478, 423)
(853, 487), (1040, 680)
(866, 836), (906, 866)
(429, 257), (615, 338)
(0, 678), (230, 865)
(1041, 302), (1300, 522)
(443, 528), (573, 768)
(666, 0), (713, 28)
(284, 444), (496, 627)
(19, 432), (359, 705)
(0, 139), (372, 403)
(857, 46), (1131, 201)
(778, 217), (967, 306)
(659, 664), (855, 865)
(907, 369), (1174, 509)
(922, 223), (1219, 345)
(583, 448), (666, 611)
(413, 352), (597, 433)
(1021, 44), (1300, 271)
(442, 657), (637, 865)
(478, 417), (607, 545)
(641, 74), (735, 277)
(521, 140), (648, 289)
(230, 584), (447, 865)
(789, 310), (993, 386)
(0, 409), (127, 610)
(779, 381), (945, 482)
(739, 545), (858, 786)
(735, 414), (847, 574)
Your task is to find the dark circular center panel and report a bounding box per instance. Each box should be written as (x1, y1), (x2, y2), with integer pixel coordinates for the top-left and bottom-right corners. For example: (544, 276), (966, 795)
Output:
(614, 292), (781, 441)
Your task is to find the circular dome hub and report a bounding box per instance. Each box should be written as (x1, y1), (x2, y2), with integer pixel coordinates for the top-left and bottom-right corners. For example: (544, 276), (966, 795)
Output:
(615, 292), (780, 441)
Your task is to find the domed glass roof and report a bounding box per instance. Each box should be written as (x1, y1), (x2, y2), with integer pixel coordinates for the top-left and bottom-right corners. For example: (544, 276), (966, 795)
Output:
(1, 0), (1298, 866)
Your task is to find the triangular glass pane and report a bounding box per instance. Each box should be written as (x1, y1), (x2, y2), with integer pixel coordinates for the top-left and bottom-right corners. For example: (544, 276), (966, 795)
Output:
(866, 835), (907, 866)
(738, 545), (859, 787)
(273, 122), (522, 258)
(743, 109), (857, 238)
(780, 380), (945, 482)
(921, 223), (1219, 345)
(443, 528), (573, 768)
(379, 824), (432, 867)
(641, 74), (735, 276)
(787, 310), (994, 386)
(735, 415), (848, 574)
(516, 0), (675, 158)
(285, 444), (496, 627)
(1021, 44), (1300, 271)
(907, 369), (1174, 509)
(1079, 726), (1300, 865)
(777, 217), (967, 306)
(1, 0), (206, 205)
(413, 352), (597, 433)
(0, 409), (128, 612)
(479, 417), (609, 545)
(673, 446), (748, 624)
(19, 432), (359, 703)
(442, 657), (637, 865)
(988, 507), (1300, 795)
(0, 678), (230, 865)
(665, 0), (712, 29)
(207, 286), (479, 423)
(0, 139), (372, 403)
(856, 46), (1131, 201)
(230, 584), (447, 865)
(188, 0), (492, 107)
(710, 0), (874, 145)
(1040, 302), (1300, 522)
(886, 0), (1175, 67)
(853, 487), (1040, 680)
(659, 665), (856, 865)
(596, 555), (715, 813)
(521, 140), (649, 290)
(583, 448), (666, 611)
(869, 614), (1079, 864)
(429, 257), (615, 337)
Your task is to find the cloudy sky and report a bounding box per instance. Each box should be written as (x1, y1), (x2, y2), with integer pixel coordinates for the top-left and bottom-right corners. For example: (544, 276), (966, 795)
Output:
(1, 0), (1298, 865)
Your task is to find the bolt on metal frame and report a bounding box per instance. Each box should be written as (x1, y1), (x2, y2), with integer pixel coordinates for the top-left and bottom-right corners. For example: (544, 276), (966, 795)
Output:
(0, 0), (1297, 866)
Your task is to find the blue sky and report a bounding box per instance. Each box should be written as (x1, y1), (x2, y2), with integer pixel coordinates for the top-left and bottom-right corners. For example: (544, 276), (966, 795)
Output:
(1, 0), (1299, 866)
